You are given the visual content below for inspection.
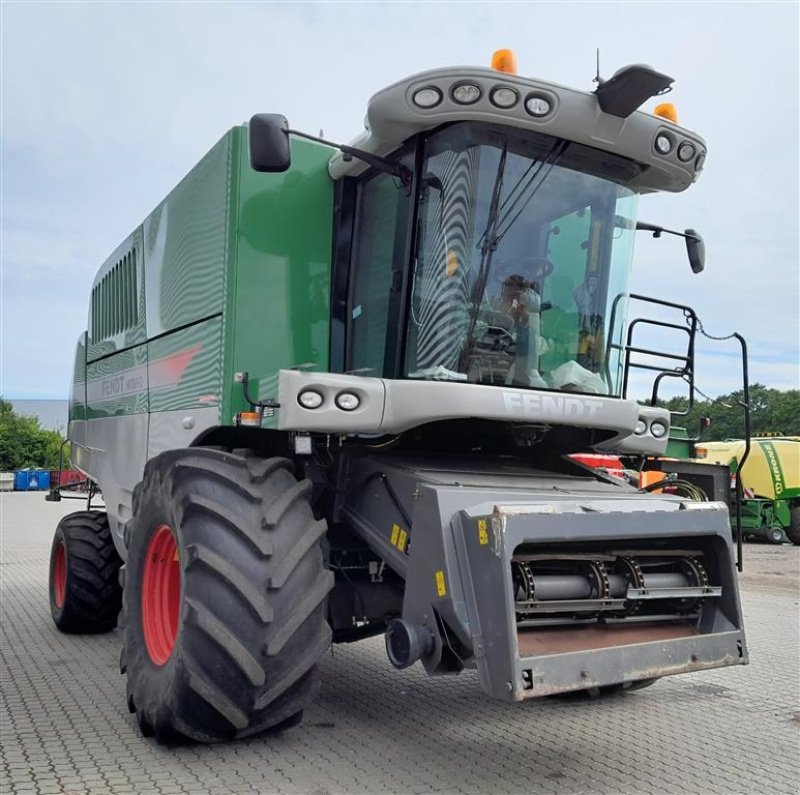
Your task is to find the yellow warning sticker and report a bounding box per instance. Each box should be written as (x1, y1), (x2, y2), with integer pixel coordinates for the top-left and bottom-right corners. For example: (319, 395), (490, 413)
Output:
(477, 519), (489, 545)
(435, 570), (446, 597)
(397, 528), (408, 552)
(390, 524), (400, 547)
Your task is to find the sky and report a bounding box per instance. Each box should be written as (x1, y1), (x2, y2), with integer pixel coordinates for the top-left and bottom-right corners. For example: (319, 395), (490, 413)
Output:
(2, 0), (798, 402)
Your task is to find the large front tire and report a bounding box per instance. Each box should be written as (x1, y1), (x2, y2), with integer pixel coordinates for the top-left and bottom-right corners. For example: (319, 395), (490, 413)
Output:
(121, 448), (333, 743)
(49, 510), (122, 633)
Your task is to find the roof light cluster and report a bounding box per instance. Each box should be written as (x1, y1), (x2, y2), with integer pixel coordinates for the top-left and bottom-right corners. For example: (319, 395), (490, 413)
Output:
(411, 82), (555, 120)
(653, 129), (706, 173)
(372, 48), (706, 191)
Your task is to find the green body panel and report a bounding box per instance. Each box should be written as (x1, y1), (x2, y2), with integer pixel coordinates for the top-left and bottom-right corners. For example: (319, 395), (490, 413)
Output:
(147, 316), (222, 413)
(75, 127), (333, 435)
(774, 499), (792, 527)
(665, 427), (695, 459)
(738, 498), (791, 533)
(69, 333), (87, 423)
(143, 133), (233, 338)
(86, 344), (149, 419)
(221, 135), (335, 427)
(87, 228), (146, 362)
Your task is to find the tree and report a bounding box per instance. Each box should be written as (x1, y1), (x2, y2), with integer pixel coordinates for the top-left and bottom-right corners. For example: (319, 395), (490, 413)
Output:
(649, 385), (800, 441)
(0, 399), (67, 471)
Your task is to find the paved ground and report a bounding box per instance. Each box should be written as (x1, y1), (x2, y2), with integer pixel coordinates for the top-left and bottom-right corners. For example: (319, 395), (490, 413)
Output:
(1, 492), (798, 795)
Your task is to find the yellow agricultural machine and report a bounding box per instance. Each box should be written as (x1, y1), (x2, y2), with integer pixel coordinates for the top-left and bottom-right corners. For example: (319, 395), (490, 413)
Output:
(695, 436), (800, 544)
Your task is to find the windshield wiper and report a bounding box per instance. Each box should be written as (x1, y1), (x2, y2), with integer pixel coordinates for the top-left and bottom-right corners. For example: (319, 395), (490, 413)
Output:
(458, 146), (508, 371)
(458, 141), (569, 375)
(494, 140), (569, 242)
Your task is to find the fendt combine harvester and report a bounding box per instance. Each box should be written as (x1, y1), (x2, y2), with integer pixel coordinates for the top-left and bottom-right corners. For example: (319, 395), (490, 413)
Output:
(48, 51), (748, 743)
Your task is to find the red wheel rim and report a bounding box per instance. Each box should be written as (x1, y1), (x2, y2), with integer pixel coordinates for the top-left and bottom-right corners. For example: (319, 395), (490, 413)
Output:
(141, 524), (181, 665)
(53, 541), (66, 609)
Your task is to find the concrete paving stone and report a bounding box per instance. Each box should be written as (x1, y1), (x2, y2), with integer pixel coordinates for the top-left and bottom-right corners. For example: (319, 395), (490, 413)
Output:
(6, 773), (35, 785)
(102, 776), (132, 786)
(2, 493), (800, 795)
(6, 764), (34, 773)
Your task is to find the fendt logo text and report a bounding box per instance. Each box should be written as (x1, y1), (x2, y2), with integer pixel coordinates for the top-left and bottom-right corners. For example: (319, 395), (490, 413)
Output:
(502, 391), (604, 420)
(762, 442), (785, 495)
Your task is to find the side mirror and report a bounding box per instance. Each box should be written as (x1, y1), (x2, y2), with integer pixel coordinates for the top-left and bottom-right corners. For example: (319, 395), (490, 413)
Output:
(249, 114), (291, 173)
(685, 228), (705, 273)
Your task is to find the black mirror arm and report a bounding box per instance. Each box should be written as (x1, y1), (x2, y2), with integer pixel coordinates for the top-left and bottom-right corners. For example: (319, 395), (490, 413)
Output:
(287, 129), (413, 189)
(339, 145), (413, 189)
(635, 221), (700, 243)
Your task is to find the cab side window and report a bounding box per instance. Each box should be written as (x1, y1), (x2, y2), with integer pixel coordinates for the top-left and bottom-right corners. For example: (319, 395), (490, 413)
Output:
(348, 173), (406, 375)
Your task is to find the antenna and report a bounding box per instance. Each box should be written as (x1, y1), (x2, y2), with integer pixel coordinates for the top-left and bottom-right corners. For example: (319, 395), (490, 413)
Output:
(593, 47), (604, 86)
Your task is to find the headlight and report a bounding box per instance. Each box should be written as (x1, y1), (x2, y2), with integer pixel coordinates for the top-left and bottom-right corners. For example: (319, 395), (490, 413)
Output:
(650, 420), (668, 438)
(452, 83), (481, 105)
(412, 87), (442, 108)
(634, 419), (648, 435)
(524, 94), (552, 117)
(298, 390), (323, 409)
(335, 392), (361, 411)
(678, 142), (696, 162)
(655, 134), (673, 155)
(490, 86), (518, 108)
(695, 151), (707, 171)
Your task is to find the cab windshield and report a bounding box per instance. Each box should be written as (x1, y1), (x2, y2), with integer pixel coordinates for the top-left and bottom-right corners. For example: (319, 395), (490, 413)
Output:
(405, 123), (640, 397)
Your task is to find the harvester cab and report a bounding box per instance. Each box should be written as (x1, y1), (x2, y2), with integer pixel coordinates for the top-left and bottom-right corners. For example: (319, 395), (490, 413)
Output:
(50, 51), (748, 743)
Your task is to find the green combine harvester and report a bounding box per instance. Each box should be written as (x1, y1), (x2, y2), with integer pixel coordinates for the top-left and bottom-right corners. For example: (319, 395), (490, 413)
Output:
(48, 51), (748, 744)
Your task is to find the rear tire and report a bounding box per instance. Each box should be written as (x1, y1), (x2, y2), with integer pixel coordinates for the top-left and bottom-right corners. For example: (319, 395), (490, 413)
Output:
(121, 448), (333, 743)
(786, 504), (800, 546)
(49, 510), (123, 633)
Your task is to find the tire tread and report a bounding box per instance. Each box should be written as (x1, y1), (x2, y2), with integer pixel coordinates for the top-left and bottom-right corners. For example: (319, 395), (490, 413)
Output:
(123, 448), (332, 743)
(49, 510), (122, 634)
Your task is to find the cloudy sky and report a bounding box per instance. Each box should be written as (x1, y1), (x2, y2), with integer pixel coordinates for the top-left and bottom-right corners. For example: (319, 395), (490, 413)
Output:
(2, 1), (798, 402)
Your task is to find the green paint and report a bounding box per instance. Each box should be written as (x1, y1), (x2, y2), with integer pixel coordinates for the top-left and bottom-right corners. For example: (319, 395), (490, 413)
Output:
(143, 134), (233, 337)
(664, 427), (697, 459)
(148, 316), (222, 413)
(736, 497), (791, 538)
(222, 133), (334, 426)
(87, 228), (146, 362)
(86, 344), (149, 419)
(758, 440), (787, 498)
(76, 125), (333, 431)
(69, 333), (87, 423)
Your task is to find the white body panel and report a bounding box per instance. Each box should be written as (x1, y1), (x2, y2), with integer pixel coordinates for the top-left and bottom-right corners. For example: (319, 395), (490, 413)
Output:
(70, 406), (220, 560)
